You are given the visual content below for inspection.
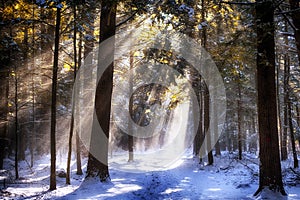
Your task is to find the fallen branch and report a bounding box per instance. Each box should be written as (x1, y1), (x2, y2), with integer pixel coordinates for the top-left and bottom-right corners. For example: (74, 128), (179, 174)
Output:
(290, 167), (300, 179)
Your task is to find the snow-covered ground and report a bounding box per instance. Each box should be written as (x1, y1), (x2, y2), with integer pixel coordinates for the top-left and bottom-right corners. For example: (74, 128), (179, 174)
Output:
(1, 151), (299, 200)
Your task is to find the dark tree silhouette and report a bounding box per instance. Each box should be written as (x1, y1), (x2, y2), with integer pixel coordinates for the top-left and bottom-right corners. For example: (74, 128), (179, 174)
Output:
(254, 0), (286, 196)
(50, 5), (61, 191)
(86, 0), (116, 182)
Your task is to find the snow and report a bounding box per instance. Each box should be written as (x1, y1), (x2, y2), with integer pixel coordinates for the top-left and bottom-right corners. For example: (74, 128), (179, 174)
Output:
(179, 4), (195, 19)
(1, 152), (300, 200)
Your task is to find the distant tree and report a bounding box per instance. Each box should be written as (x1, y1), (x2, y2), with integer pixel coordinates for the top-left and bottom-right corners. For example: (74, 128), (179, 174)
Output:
(281, 54), (288, 161)
(237, 72), (242, 160)
(14, 64), (19, 179)
(128, 52), (134, 162)
(254, 0), (286, 195)
(288, 0), (300, 65)
(284, 56), (299, 168)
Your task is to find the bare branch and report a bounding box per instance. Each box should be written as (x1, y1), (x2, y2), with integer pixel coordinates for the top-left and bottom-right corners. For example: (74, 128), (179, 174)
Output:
(278, 31), (295, 37)
(275, 8), (300, 15)
(277, 6), (297, 31)
(219, 1), (255, 6)
(116, 11), (139, 28)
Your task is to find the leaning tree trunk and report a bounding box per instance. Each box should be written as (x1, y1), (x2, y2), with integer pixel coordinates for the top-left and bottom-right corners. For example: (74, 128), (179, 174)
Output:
(86, 0), (116, 182)
(76, 30), (83, 175)
(66, 2), (78, 185)
(254, 0), (286, 195)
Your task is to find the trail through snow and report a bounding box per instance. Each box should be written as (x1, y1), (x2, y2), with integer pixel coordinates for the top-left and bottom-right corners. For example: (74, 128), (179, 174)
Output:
(1, 151), (300, 199)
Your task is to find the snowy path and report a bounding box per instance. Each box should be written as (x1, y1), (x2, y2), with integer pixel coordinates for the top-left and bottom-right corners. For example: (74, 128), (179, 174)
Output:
(1, 153), (300, 199)
(54, 156), (256, 200)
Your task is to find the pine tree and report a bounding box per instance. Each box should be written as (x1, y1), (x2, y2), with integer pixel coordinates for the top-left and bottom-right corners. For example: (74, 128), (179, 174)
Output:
(86, 0), (117, 182)
(50, 4), (62, 191)
(254, 0), (286, 195)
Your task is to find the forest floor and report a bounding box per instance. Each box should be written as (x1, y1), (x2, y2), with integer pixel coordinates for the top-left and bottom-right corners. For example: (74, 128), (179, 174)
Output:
(1, 150), (300, 200)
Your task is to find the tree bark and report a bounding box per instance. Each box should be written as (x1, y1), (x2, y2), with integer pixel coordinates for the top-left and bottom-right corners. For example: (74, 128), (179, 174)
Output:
(128, 52), (134, 162)
(86, 0), (116, 182)
(50, 6), (61, 191)
(66, 2), (78, 185)
(237, 78), (242, 160)
(0, 70), (8, 169)
(281, 55), (288, 161)
(14, 64), (19, 179)
(193, 76), (202, 156)
(204, 85), (213, 165)
(287, 95), (299, 168)
(254, 0), (286, 195)
(76, 31), (83, 176)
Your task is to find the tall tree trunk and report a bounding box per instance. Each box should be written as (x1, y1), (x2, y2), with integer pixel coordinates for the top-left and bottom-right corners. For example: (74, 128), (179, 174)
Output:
(50, 6), (61, 191)
(254, 0), (286, 195)
(287, 97), (299, 168)
(18, 28), (29, 162)
(14, 64), (19, 179)
(30, 4), (36, 167)
(204, 84), (213, 165)
(213, 84), (221, 156)
(66, 3), (78, 185)
(276, 53), (281, 155)
(286, 60), (299, 168)
(76, 31), (83, 175)
(201, 0), (213, 165)
(237, 78), (242, 160)
(128, 52), (134, 162)
(198, 81), (205, 161)
(86, 0), (116, 182)
(251, 112), (257, 153)
(194, 77), (202, 156)
(282, 55), (288, 161)
(0, 69), (8, 170)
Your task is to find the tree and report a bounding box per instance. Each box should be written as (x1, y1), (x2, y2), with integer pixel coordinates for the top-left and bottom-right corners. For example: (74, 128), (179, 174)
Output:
(281, 54), (288, 161)
(0, 69), (9, 170)
(14, 64), (19, 179)
(66, 2), (76, 185)
(86, 0), (117, 182)
(50, 4), (62, 191)
(254, 0), (286, 195)
(284, 56), (299, 168)
(288, 0), (300, 65)
(128, 52), (134, 162)
(237, 71), (243, 160)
